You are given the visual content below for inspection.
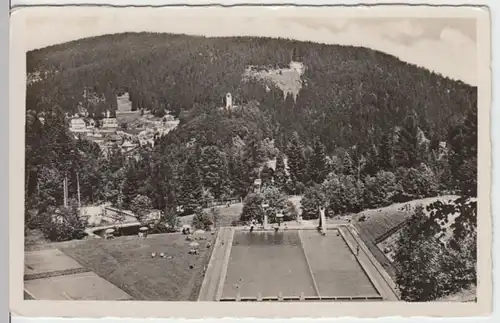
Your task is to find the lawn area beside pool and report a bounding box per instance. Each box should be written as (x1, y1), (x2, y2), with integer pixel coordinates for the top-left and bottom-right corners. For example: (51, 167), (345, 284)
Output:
(61, 232), (216, 301)
(177, 203), (243, 228)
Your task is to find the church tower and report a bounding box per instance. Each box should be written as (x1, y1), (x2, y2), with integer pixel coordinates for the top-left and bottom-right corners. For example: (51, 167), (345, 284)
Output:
(225, 93), (233, 110)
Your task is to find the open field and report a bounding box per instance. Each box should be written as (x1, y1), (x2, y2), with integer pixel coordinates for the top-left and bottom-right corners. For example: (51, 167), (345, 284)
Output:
(61, 232), (216, 301)
(209, 203), (244, 227)
(352, 196), (457, 243)
(299, 230), (379, 297)
(177, 203), (242, 228)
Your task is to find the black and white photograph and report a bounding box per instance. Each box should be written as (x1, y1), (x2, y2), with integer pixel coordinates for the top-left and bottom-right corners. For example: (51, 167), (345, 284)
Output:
(10, 4), (491, 318)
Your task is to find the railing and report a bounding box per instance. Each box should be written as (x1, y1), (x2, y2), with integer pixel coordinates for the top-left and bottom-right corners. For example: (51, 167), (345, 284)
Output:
(103, 206), (137, 221)
(203, 195), (301, 209)
(374, 218), (411, 245)
(203, 198), (242, 208)
(219, 295), (383, 302)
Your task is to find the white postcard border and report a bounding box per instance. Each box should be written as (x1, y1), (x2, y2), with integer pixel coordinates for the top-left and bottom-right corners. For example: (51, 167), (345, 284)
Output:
(9, 4), (493, 319)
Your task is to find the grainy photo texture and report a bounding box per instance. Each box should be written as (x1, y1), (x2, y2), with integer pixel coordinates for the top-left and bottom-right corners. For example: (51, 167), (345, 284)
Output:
(11, 5), (491, 318)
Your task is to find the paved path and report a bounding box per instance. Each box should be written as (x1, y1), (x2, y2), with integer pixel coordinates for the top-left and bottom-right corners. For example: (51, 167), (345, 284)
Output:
(24, 248), (132, 300)
(197, 227), (234, 301)
(338, 226), (399, 301)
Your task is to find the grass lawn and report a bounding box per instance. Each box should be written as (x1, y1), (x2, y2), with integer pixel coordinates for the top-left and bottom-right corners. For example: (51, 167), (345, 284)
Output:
(61, 232), (216, 301)
(211, 204), (244, 227)
(178, 203), (243, 228)
(352, 196), (457, 243)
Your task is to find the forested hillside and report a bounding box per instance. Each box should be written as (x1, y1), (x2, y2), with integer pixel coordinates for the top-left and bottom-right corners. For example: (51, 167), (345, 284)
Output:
(27, 32), (476, 151)
(25, 31), (476, 228)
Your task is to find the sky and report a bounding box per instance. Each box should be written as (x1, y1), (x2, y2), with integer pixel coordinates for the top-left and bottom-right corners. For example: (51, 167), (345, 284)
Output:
(24, 12), (478, 86)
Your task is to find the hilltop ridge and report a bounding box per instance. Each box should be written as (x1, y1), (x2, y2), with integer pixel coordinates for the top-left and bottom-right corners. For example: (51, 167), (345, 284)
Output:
(27, 32), (476, 154)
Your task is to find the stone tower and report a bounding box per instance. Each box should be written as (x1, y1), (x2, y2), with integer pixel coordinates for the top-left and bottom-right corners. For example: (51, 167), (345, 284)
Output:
(225, 93), (233, 110)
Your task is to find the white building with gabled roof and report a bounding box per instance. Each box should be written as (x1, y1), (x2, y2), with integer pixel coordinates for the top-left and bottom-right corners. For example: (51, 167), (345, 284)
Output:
(69, 117), (88, 133)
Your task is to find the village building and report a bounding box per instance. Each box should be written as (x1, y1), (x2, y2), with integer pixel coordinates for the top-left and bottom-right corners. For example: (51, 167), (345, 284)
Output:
(121, 140), (137, 154)
(117, 92), (133, 112)
(102, 118), (118, 129)
(69, 117), (88, 132)
(116, 92), (141, 124)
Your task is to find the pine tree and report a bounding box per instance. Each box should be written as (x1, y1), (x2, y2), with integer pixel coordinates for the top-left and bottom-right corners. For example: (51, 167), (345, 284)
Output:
(146, 160), (175, 210)
(286, 132), (306, 184)
(462, 107), (477, 159)
(122, 165), (141, 208)
(362, 145), (379, 177)
(229, 154), (251, 199)
(448, 107), (477, 197)
(274, 153), (288, 190)
(178, 153), (203, 214)
(395, 115), (421, 168)
(342, 152), (355, 176)
(260, 164), (274, 188)
(378, 132), (395, 171)
(243, 137), (265, 171)
(105, 84), (118, 112)
(200, 146), (229, 199)
(309, 137), (328, 184)
(461, 107), (477, 197)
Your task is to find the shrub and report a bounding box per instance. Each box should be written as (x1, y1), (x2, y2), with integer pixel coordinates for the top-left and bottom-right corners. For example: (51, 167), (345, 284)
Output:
(394, 164), (439, 201)
(261, 186), (288, 223)
(295, 182), (307, 195)
(146, 206), (179, 233)
(363, 170), (399, 209)
(322, 173), (364, 215)
(40, 202), (87, 242)
(129, 195), (153, 222)
(240, 192), (265, 223)
(283, 200), (299, 221)
(191, 207), (213, 231)
(240, 186), (289, 224)
(301, 185), (327, 220)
